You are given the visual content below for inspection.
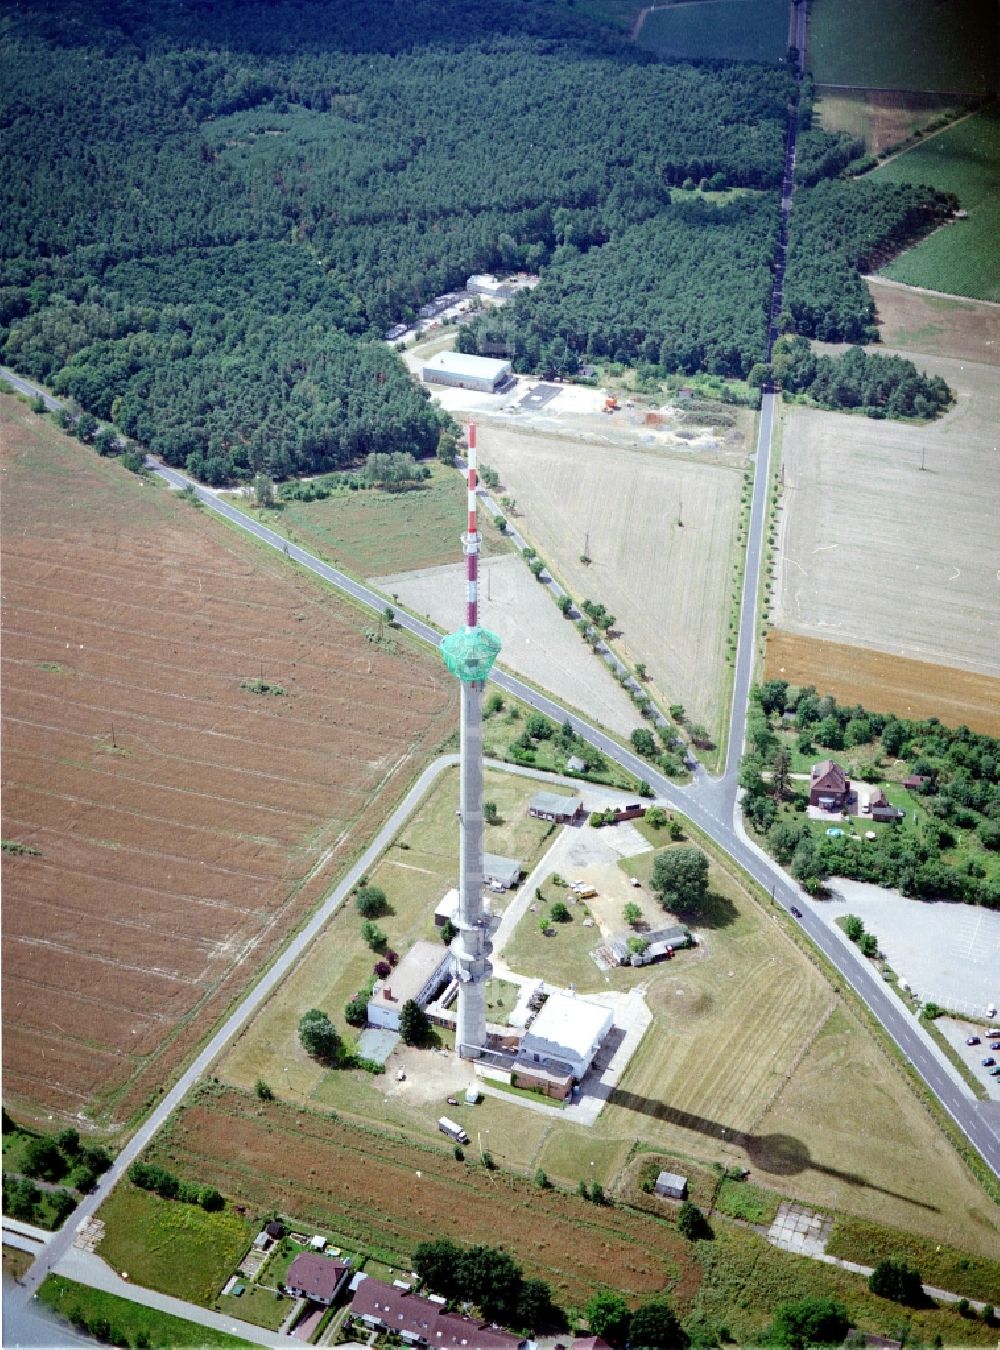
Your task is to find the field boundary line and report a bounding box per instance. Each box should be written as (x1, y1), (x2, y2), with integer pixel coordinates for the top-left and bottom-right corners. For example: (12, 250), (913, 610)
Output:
(863, 274), (1000, 308)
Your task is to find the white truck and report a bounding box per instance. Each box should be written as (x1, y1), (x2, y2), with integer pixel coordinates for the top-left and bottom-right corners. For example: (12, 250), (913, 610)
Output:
(438, 1116), (470, 1145)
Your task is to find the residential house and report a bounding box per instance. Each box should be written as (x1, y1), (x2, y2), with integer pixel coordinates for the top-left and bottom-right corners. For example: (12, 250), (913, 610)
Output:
(869, 789), (904, 823)
(351, 1277), (523, 1348)
(809, 760), (851, 811)
(285, 1253), (351, 1306)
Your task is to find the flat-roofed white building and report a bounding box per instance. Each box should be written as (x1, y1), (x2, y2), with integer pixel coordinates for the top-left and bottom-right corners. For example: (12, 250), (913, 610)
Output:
(422, 351), (512, 393)
(367, 940), (454, 1031)
(515, 992), (613, 1081)
(467, 273), (515, 299)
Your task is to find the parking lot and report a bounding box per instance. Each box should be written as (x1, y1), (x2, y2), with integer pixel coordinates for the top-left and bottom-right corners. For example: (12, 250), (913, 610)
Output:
(936, 1018), (1000, 1101)
(817, 878), (1000, 1018)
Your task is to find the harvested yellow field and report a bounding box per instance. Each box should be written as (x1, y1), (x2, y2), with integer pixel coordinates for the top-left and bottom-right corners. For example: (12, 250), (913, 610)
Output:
(480, 425), (744, 736)
(763, 631), (1000, 735)
(774, 353), (1000, 680)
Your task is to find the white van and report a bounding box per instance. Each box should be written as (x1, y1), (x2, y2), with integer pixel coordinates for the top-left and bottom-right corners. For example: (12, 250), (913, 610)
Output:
(438, 1116), (470, 1145)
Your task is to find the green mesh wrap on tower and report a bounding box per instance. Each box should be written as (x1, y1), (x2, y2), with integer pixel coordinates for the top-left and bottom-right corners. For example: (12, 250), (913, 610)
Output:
(440, 626), (502, 683)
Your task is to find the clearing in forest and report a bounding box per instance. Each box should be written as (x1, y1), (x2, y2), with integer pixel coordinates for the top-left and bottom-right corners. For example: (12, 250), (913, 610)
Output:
(762, 632), (1000, 737)
(635, 0), (789, 64)
(474, 426), (745, 739)
(0, 397), (456, 1127)
(872, 108), (1000, 302)
(808, 0), (999, 93)
(772, 353), (1000, 683)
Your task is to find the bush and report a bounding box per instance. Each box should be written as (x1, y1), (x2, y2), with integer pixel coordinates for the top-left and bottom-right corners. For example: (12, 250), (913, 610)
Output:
(356, 885), (388, 918)
(345, 994), (369, 1026)
(23, 1136), (68, 1183)
(869, 1257), (923, 1305)
(254, 1078), (275, 1101)
(298, 1009), (343, 1064)
(677, 1200), (710, 1239)
(844, 914), (864, 942)
(550, 901), (570, 922)
(399, 999), (431, 1046)
(361, 920), (387, 950)
(768, 1296), (851, 1348)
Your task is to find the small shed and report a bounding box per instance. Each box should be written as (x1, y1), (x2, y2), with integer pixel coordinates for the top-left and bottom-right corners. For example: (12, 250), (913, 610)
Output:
(265, 1220), (285, 1240)
(654, 1170), (688, 1200)
(483, 853), (522, 891)
(309, 1234), (326, 1251)
(566, 755), (587, 774)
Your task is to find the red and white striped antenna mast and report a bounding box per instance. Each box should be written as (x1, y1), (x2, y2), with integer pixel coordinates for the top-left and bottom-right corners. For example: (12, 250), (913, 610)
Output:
(466, 421), (479, 628)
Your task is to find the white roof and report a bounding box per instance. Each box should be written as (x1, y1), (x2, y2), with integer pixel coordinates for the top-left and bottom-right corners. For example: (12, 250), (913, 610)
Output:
(422, 351), (511, 379)
(523, 992), (612, 1058)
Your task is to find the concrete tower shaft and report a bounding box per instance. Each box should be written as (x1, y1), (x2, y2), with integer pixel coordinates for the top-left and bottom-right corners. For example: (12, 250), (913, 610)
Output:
(449, 421), (494, 1060)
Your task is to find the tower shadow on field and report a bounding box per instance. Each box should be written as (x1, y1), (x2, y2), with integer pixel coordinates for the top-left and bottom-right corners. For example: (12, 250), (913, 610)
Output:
(607, 1089), (939, 1212)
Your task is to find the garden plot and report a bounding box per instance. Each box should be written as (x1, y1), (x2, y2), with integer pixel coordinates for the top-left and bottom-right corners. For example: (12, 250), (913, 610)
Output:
(773, 352), (1000, 679)
(0, 396), (456, 1126)
(374, 553), (641, 737)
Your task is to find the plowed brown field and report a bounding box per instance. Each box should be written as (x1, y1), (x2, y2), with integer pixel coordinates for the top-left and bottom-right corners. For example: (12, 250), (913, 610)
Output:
(0, 397), (456, 1127)
(142, 1085), (701, 1310)
(764, 630), (1000, 736)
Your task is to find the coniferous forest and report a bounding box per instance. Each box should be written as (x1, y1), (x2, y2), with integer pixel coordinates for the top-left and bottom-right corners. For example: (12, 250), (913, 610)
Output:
(0, 0), (958, 481)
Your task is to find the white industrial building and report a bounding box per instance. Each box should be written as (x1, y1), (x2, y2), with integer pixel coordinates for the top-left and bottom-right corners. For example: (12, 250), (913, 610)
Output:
(422, 351), (513, 393)
(367, 940), (454, 1031)
(515, 992), (613, 1081)
(467, 273), (516, 299)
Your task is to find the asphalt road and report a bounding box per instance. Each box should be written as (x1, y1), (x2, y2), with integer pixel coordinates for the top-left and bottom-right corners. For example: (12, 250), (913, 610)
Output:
(1, 7), (997, 1323)
(142, 456), (1000, 1178)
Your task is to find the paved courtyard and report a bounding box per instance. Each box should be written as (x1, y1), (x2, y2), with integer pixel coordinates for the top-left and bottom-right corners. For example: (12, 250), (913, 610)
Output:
(767, 1201), (833, 1256)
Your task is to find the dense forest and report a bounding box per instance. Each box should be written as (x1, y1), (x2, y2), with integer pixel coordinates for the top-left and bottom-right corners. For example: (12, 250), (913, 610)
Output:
(0, 0), (959, 479)
(781, 178), (958, 342)
(742, 683), (1000, 909)
(769, 335), (952, 417)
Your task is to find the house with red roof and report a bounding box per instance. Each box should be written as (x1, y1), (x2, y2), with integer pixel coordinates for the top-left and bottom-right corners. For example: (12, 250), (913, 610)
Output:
(350, 1276), (524, 1348)
(285, 1253), (351, 1307)
(809, 760), (850, 811)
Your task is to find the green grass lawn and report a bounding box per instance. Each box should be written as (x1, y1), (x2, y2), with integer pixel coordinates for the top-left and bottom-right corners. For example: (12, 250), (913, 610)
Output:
(808, 0), (999, 92)
(504, 900), (609, 991)
(873, 109), (1000, 301)
(826, 1215), (1000, 1305)
(39, 1276), (253, 1347)
(228, 463), (509, 580)
(714, 1177), (782, 1226)
(96, 1186), (254, 1306)
(216, 1285), (290, 1330)
(637, 0), (788, 63)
